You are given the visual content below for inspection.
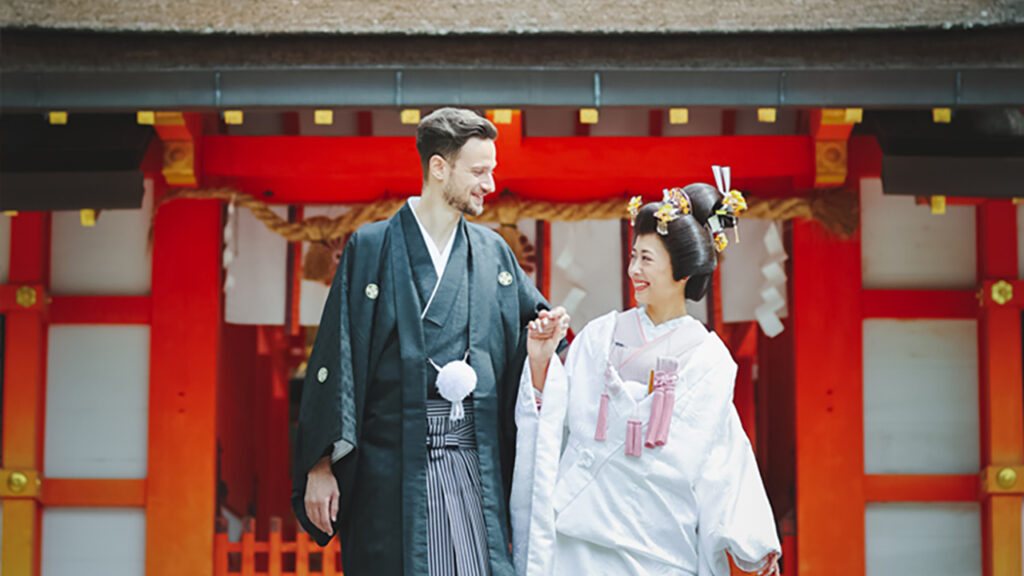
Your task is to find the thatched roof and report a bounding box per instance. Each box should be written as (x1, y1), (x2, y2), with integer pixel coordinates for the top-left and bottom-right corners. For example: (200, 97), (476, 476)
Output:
(2, 0), (1021, 35)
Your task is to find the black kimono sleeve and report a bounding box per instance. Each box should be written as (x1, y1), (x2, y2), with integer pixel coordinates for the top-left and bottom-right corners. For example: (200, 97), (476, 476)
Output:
(291, 232), (362, 545)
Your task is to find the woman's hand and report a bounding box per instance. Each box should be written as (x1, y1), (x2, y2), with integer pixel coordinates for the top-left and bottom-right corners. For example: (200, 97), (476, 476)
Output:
(757, 551), (780, 576)
(527, 307), (570, 392)
(528, 307), (569, 360)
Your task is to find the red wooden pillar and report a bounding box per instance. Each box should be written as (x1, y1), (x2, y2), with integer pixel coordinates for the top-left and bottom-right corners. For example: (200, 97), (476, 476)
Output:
(147, 197), (222, 576)
(791, 219), (864, 575)
(976, 201), (1023, 576)
(1, 212), (51, 576)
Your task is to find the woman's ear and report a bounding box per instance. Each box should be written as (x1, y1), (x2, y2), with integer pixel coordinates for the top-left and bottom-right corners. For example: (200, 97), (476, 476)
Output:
(428, 154), (448, 182)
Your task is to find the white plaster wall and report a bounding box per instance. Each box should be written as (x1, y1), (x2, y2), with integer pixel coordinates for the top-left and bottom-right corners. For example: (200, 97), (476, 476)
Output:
(371, 109), (418, 137)
(865, 503), (981, 576)
(298, 109), (360, 137)
(733, 108), (799, 135)
(661, 107), (724, 137)
(523, 108), (577, 137)
(50, 179), (153, 296)
(550, 219), (623, 334)
(863, 319), (979, 475)
(300, 205), (349, 326)
(224, 205), (288, 325)
(861, 177), (976, 289)
(587, 108), (648, 137)
(42, 508), (145, 576)
(45, 326), (149, 478)
(220, 506), (244, 543)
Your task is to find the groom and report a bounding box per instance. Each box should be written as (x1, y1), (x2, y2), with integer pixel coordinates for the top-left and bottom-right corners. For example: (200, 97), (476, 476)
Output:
(292, 107), (567, 576)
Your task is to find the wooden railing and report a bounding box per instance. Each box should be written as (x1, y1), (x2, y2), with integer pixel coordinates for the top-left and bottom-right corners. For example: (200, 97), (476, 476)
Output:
(217, 512), (793, 576)
(214, 516), (342, 576)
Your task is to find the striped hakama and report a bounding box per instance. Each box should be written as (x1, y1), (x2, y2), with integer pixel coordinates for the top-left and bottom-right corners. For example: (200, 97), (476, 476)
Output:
(425, 398), (491, 576)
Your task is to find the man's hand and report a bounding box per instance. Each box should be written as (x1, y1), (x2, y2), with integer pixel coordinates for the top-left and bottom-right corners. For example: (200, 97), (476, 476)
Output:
(527, 307), (570, 392)
(304, 456), (339, 535)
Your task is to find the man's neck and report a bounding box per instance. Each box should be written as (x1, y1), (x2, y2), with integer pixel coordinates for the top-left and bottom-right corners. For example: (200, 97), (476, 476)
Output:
(413, 187), (461, 248)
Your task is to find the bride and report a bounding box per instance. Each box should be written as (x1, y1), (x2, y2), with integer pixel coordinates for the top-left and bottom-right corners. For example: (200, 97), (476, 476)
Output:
(512, 172), (781, 576)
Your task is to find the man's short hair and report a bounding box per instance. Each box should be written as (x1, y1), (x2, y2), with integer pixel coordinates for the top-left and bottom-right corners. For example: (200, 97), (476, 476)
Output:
(416, 108), (498, 177)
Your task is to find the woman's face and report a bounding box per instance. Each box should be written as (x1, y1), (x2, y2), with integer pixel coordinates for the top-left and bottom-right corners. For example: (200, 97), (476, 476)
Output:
(628, 234), (687, 308)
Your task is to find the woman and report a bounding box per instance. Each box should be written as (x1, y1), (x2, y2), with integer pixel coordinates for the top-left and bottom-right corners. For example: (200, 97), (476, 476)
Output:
(512, 173), (781, 576)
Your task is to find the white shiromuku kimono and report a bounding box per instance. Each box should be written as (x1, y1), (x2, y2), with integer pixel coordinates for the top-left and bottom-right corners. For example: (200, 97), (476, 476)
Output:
(511, 308), (780, 576)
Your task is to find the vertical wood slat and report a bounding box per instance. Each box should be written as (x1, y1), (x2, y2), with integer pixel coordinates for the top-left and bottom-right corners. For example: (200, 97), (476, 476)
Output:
(241, 517), (256, 576)
(296, 526), (309, 576)
(322, 536), (336, 576)
(214, 517), (229, 576)
(269, 517), (282, 576)
(213, 517), (343, 575)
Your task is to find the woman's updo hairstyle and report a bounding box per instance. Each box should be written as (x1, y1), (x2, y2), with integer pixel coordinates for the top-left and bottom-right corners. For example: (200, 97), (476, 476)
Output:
(633, 182), (722, 301)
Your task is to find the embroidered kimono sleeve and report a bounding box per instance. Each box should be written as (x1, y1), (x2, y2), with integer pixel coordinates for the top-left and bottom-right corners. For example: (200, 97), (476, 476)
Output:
(695, 405), (781, 575)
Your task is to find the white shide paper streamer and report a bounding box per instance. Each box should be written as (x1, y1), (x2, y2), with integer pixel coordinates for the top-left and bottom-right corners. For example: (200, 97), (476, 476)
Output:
(222, 195), (239, 293)
(754, 221), (788, 338)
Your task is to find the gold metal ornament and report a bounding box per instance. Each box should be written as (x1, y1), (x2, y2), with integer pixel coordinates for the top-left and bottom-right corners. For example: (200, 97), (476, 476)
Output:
(992, 280), (1013, 306)
(365, 283), (380, 300)
(7, 471), (27, 493)
(997, 467), (1018, 489)
(16, 286), (37, 308)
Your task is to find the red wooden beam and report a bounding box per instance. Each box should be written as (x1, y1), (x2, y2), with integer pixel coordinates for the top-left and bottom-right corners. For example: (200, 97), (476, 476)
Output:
(846, 134), (882, 184)
(976, 201), (1023, 576)
(148, 197), (221, 576)
(0, 284), (47, 313)
(861, 290), (978, 319)
(792, 219), (864, 575)
(41, 479), (147, 507)
(202, 133), (816, 204)
(3, 212), (51, 576)
(48, 296), (152, 324)
(864, 475), (978, 502)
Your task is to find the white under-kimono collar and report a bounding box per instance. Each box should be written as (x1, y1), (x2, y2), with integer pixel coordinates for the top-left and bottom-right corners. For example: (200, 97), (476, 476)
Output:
(637, 306), (703, 342)
(408, 197), (457, 279)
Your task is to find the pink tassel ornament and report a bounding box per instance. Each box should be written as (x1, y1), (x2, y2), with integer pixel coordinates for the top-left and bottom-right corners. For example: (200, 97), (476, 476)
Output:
(652, 358), (679, 447)
(594, 393), (610, 441)
(644, 389), (664, 448)
(655, 387), (675, 446)
(625, 420), (644, 457)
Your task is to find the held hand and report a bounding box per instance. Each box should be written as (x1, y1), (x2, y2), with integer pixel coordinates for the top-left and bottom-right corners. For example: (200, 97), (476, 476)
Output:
(304, 456), (339, 535)
(757, 551), (780, 576)
(527, 307), (570, 362)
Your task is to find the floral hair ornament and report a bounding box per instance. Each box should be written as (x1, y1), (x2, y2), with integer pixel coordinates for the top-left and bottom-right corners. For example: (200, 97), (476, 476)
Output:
(626, 195), (643, 226)
(653, 187), (691, 235)
(710, 165), (747, 252)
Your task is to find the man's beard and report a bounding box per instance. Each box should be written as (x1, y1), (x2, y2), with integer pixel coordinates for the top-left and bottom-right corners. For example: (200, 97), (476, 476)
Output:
(442, 181), (483, 216)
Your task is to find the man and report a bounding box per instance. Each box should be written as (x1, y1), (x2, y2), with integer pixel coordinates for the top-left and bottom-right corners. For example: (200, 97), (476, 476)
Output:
(292, 107), (567, 576)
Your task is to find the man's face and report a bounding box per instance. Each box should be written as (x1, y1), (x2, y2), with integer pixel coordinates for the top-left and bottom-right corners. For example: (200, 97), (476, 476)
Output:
(440, 137), (497, 216)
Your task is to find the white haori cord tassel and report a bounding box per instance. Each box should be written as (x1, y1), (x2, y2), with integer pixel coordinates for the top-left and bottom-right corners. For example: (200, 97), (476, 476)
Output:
(429, 351), (476, 421)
